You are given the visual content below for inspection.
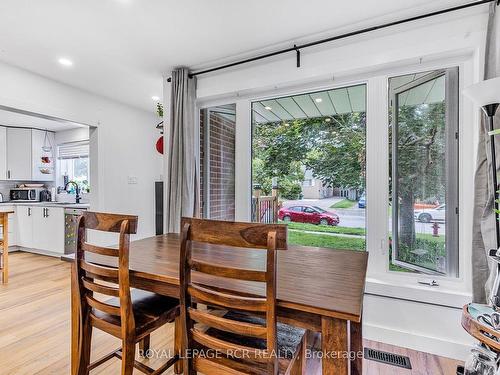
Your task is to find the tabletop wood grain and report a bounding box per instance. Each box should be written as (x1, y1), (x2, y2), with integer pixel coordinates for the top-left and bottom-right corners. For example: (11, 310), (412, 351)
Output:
(84, 234), (368, 322)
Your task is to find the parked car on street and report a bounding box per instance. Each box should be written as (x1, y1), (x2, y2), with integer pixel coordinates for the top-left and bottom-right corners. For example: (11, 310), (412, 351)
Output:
(414, 204), (446, 223)
(358, 194), (366, 208)
(278, 205), (340, 226)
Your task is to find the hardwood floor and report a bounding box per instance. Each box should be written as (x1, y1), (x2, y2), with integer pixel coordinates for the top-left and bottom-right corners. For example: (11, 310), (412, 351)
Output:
(0, 252), (463, 374)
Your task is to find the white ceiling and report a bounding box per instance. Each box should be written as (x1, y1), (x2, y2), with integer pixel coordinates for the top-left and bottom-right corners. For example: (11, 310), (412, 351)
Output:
(0, 109), (87, 132)
(0, 0), (475, 112)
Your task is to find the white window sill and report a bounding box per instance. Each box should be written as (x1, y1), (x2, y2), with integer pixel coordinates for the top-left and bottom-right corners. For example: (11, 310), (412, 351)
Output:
(365, 277), (472, 308)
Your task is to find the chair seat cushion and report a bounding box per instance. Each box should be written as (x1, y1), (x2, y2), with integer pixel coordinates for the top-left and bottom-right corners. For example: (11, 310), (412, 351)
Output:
(206, 311), (305, 359)
(92, 289), (179, 335)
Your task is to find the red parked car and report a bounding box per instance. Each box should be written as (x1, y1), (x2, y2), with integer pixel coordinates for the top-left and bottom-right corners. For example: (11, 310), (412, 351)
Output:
(278, 205), (340, 226)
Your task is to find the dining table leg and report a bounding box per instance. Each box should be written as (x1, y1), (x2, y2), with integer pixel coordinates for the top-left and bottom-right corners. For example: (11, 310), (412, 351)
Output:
(322, 316), (348, 375)
(350, 319), (363, 375)
(71, 262), (80, 375)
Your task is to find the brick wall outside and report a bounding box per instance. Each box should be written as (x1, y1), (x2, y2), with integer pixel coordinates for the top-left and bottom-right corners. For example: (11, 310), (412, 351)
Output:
(199, 109), (236, 221)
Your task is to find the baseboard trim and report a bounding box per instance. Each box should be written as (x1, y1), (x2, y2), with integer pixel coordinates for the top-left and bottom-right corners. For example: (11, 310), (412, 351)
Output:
(364, 323), (473, 361)
(14, 247), (65, 258)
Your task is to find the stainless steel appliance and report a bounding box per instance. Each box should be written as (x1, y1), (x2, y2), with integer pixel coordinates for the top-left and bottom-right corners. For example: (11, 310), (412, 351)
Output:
(64, 208), (87, 254)
(10, 188), (44, 202)
(39, 189), (52, 202)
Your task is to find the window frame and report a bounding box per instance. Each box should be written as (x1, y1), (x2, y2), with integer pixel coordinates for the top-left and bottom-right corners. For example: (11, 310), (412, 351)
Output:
(390, 67), (460, 277)
(57, 140), (90, 191)
(195, 53), (476, 302)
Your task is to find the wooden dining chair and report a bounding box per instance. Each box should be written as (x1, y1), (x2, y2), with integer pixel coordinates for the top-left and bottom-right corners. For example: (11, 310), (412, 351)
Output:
(179, 217), (307, 375)
(75, 211), (181, 375)
(0, 212), (11, 284)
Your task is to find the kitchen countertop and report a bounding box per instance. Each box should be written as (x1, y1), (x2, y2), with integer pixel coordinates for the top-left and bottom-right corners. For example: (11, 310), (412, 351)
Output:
(0, 201), (90, 209)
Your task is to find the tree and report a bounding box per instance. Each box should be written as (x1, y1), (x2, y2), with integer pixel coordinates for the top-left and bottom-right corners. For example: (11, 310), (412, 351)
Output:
(305, 112), (366, 190)
(393, 101), (446, 247)
(252, 113), (367, 200)
(252, 121), (306, 199)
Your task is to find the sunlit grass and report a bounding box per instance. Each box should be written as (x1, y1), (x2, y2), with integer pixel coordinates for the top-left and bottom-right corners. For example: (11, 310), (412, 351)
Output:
(330, 199), (357, 209)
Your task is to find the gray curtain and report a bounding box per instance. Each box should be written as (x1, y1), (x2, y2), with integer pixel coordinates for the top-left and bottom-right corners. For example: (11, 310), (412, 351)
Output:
(165, 68), (198, 233)
(472, 3), (500, 303)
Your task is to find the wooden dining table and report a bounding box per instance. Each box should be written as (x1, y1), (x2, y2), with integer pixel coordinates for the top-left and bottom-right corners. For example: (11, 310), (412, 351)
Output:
(70, 234), (368, 375)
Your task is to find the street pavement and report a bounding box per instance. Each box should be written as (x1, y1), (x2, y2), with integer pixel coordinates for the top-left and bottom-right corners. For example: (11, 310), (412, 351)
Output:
(282, 197), (446, 236)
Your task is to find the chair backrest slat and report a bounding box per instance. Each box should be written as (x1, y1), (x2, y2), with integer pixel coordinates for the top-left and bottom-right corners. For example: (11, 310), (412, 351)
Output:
(188, 284), (267, 312)
(82, 242), (119, 257)
(83, 211), (138, 233)
(182, 217), (287, 250)
(180, 217), (287, 374)
(191, 329), (269, 363)
(75, 211), (138, 335)
(80, 260), (119, 279)
(188, 308), (267, 339)
(189, 259), (267, 282)
(86, 295), (121, 316)
(82, 277), (120, 297)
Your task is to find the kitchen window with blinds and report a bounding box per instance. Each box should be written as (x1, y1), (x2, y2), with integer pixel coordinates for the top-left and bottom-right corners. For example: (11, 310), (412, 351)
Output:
(57, 140), (90, 192)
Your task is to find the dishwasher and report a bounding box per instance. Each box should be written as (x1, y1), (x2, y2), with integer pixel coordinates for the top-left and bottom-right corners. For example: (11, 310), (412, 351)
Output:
(64, 208), (87, 254)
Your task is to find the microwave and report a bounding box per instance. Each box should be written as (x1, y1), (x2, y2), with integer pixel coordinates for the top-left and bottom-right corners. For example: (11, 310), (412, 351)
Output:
(10, 188), (44, 202)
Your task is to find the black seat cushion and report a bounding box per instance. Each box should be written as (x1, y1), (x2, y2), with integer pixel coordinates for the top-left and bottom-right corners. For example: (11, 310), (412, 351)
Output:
(205, 311), (305, 359)
(93, 289), (179, 334)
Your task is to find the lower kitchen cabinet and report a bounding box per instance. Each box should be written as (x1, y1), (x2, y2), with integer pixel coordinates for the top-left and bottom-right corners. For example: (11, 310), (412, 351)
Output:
(16, 205), (65, 255)
(16, 206), (34, 248)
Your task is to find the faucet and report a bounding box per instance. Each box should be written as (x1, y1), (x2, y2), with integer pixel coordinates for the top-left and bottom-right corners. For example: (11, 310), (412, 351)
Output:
(64, 181), (81, 204)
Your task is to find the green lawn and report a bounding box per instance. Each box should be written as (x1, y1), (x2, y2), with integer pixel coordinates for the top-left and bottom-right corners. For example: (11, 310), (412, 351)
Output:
(330, 199), (357, 209)
(283, 221), (366, 236)
(288, 231), (365, 251)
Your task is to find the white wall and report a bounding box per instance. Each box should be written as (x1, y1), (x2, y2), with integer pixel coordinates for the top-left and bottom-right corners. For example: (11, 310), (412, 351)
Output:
(0, 61), (163, 240)
(54, 127), (89, 145)
(193, 8), (489, 360)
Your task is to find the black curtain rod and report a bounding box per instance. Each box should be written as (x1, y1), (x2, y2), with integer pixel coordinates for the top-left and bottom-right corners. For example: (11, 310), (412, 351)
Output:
(166, 0), (497, 82)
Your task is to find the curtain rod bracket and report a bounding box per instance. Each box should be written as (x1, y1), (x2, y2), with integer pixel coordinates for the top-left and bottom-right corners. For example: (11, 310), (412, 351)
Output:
(294, 45), (301, 68)
(166, 75), (193, 83)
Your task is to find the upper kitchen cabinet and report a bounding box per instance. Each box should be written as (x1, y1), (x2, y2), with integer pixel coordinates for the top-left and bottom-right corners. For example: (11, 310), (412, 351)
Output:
(31, 129), (55, 181)
(0, 127), (6, 180)
(1, 127), (55, 181)
(6, 127), (32, 180)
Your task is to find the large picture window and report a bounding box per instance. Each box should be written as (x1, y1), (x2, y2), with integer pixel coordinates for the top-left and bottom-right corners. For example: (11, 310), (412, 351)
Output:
(251, 84), (367, 251)
(389, 68), (459, 276)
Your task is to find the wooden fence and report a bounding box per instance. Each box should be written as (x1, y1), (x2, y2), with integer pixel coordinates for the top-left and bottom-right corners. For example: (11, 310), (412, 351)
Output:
(251, 187), (279, 223)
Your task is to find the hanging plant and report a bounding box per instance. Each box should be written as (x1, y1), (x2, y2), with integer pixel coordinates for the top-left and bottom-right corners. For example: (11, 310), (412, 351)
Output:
(155, 102), (164, 154)
(157, 102), (163, 118)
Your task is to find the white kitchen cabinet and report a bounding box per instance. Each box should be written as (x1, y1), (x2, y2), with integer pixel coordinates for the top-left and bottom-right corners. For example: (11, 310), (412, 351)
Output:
(16, 205), (34, 248)
(31, 129), (55, 182)
(2, 128), (55, 181)
(32, 206), (64, 254)
(0, 126), (6, 180)
(6, 128), (32, 180)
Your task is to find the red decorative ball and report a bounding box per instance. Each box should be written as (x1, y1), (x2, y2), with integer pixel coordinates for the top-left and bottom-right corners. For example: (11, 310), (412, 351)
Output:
(156, 136), (163, 154)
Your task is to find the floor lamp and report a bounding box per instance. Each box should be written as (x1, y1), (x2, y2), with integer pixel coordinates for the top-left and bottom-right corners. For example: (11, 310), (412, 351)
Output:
(464, 76), (500, 307)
